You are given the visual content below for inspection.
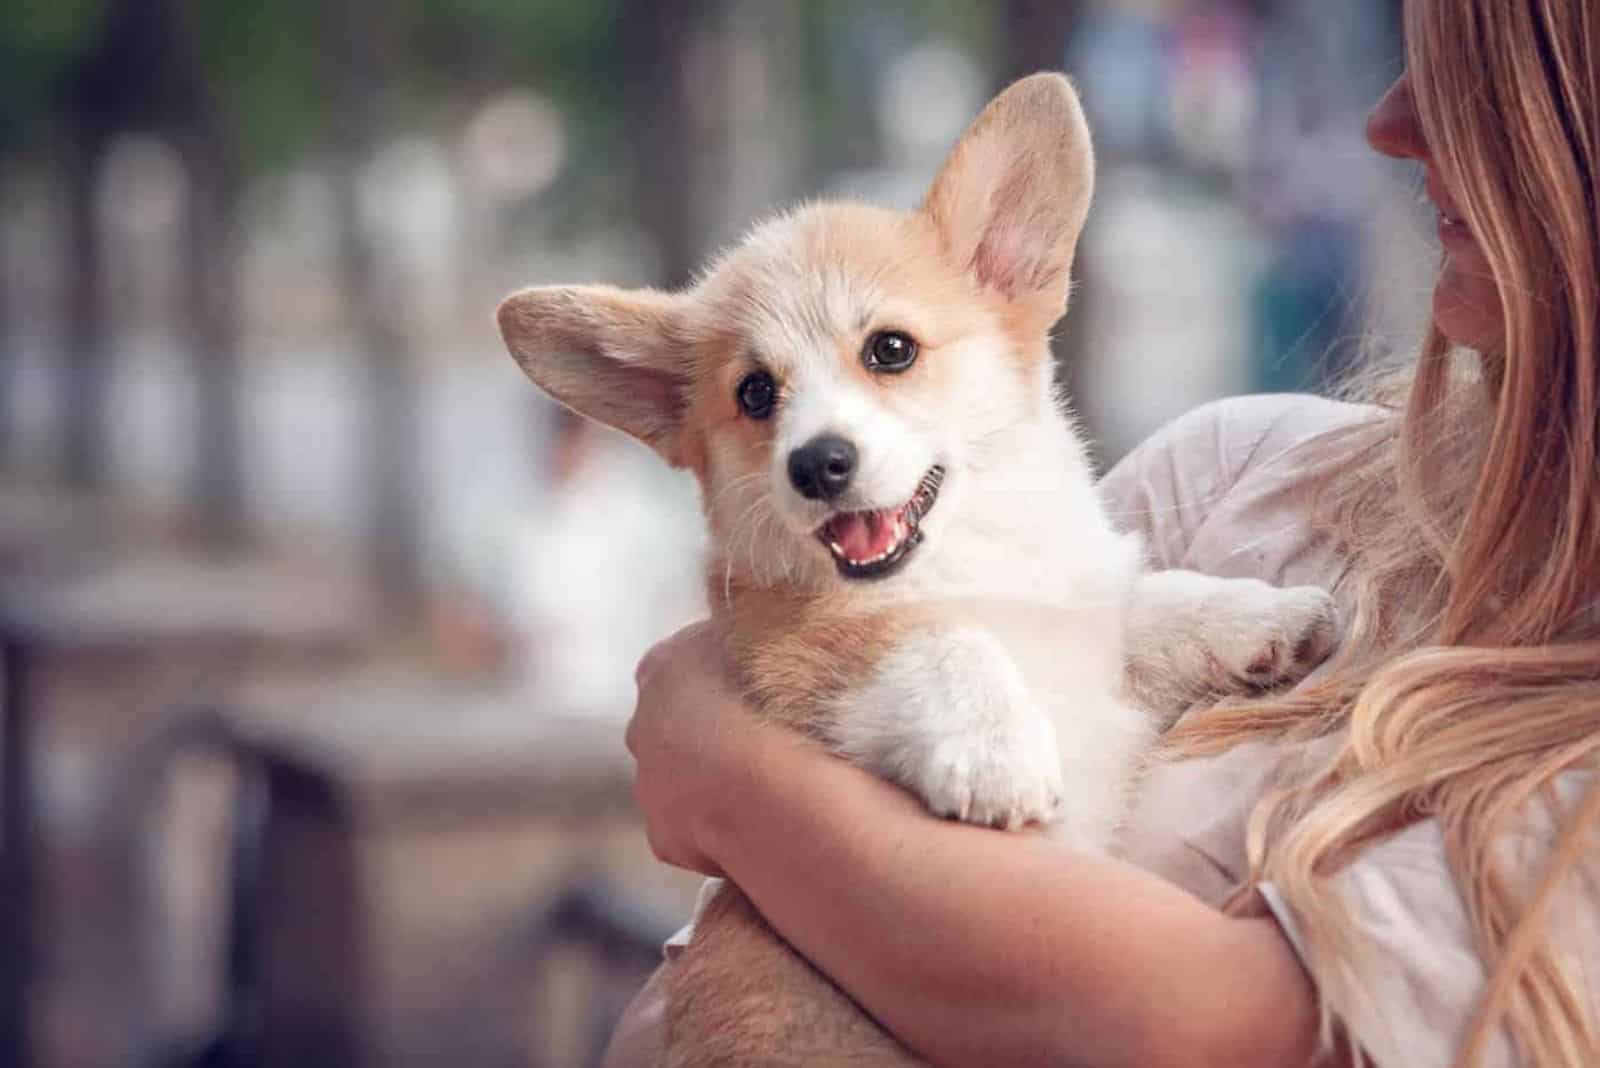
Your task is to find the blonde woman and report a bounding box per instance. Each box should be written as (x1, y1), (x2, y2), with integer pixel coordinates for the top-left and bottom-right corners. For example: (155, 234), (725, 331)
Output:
(610, 0), (1600, 1063)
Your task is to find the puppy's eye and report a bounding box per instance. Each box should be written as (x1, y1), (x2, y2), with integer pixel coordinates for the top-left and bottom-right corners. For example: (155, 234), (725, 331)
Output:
(736, 369), (777, 420)
(863, 330), (918, 373)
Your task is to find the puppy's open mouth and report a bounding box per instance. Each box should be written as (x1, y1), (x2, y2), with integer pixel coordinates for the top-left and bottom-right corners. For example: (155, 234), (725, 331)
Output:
(815, 465), (945, 580)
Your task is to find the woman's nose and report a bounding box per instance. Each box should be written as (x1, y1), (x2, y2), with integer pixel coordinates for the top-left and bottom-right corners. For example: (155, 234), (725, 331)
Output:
(1366, 73), (1429, 162)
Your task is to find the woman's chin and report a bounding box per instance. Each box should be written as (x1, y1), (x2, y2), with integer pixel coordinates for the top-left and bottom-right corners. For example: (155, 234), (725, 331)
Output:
(1433, 258), (1505, 353)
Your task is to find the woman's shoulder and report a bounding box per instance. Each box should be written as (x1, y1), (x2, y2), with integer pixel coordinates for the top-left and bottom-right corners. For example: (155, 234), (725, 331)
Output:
(1171, 391), (1379, 451)
(1099, 393), (1386, 578)
(1100, 393), (1383, 514)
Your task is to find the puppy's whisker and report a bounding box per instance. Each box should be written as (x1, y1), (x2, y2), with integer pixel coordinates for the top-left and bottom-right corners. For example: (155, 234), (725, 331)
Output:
(752, 510), (781, 587)
(721, 553), (735, 607)
(709, 471), (769, 513)
(724, 494), (774, 589)
(762, 512), (796, 587)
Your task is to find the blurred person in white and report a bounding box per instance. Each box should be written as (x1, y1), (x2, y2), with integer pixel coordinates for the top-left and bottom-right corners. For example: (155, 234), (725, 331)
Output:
(608, 0), (1600, 1063)
(511, 408), (705, 717)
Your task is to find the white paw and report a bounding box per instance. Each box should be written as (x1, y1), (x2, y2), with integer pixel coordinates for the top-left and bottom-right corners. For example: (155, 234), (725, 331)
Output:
(831, 628), (1067, 832)
(1206, 583), (1339, 693)
(910, 701), (1064, 830)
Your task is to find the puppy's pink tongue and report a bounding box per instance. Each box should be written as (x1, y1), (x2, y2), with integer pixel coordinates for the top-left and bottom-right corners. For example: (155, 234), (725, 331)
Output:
(824, 510), (897, 561)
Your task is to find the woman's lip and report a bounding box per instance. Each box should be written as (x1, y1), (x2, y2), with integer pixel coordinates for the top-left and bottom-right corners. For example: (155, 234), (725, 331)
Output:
(1429, 197), (1466, 222)
(1425, 174), (1479, 250)
(1425, 177), (1466, 222)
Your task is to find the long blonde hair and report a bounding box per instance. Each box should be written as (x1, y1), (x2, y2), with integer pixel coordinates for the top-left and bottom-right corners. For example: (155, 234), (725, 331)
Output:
(1169, 1), (1600, 1063)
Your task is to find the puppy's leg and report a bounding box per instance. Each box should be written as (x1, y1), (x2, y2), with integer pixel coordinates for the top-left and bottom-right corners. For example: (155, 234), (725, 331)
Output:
(1125, 570), (1339, 726)
(665, 883), (921, 1067)
(830, 628), (1063, 830)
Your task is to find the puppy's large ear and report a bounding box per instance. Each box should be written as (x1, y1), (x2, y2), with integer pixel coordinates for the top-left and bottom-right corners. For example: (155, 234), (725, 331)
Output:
(921, 73), (1095, 322)
(497, 285), (694, 466)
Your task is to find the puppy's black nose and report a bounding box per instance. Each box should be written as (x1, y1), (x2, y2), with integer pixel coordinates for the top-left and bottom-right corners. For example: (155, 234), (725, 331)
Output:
(788, 434), (857, 500)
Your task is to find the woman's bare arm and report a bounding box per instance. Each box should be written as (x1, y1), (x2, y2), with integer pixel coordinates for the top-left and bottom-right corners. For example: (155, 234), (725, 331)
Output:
(628, 624), (1323, 1068)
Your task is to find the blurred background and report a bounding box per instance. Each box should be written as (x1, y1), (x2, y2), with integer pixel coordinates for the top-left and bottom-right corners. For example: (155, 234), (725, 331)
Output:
(0, 0), (1437, 1065)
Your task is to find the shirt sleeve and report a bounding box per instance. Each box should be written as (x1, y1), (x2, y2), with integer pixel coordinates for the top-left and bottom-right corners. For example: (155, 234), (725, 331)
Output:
(1098, 393), (1381, 571)
(663, 876), (726, 958)
(1259, 772), (1600, 1067)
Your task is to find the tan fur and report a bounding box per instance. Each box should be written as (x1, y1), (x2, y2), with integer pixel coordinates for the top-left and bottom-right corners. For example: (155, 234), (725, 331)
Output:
(499, 75), (1162, 1064)
(718, 580), (943, 732)
(650, 571), (937, 1064)
(664, 883), (920, 1067)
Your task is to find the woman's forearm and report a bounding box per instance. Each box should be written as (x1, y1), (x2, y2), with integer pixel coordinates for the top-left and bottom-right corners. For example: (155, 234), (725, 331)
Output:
(704, 727), (1321, 1068)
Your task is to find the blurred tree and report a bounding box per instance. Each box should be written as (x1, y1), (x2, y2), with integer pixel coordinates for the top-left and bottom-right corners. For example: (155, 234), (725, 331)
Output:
(0, 2), (101, 465)
(173, 0), (326, 539)
(798, 0), (994, 186)
(320, 0), (426, 607)
(182, 0), (334, 537)
(999, 1), (1096, 429)
(998, 0), (1082, 85)
(405, 0), (621, 104)
(617, 0), (710, 287)
(186, 1), (326, 174)
(16, 0), (326, 535)
(170, 0), (257, 542)
(57, 0), (215, 498)
(0, 1), (103, 152)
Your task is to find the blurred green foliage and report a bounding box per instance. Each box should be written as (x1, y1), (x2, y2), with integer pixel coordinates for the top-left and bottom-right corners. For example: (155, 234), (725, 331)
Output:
(0, 0), (1015, 229)
(411, 0), (621, 92)
(192, 0), (631, 169)
(0, 0), (103, 146)
(188, 0), (327, 168)
(802, 0), (997, 171)
(2, 0), (1001, 161)
(2, 0), (631, 167)
(404, 0), (627, 172)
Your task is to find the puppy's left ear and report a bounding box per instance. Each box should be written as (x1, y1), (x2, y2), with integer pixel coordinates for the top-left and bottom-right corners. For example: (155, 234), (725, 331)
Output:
(921, 72), (1095, 323)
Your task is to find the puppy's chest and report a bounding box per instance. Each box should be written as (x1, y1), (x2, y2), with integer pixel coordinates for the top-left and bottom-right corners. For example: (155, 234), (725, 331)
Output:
(728, 599), (935, 733)
(728, 588), (1127, 735)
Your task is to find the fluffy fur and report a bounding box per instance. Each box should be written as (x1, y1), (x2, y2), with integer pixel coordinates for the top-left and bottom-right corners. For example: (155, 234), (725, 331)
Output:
(499, 74), (1336, 1065)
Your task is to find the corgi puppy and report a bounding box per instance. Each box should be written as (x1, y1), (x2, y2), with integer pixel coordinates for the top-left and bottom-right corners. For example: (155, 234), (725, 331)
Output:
(499, 73), (1335, 1066)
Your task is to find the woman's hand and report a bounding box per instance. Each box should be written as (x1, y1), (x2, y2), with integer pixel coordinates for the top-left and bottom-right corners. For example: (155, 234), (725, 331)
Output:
(627, 619), (776, 876)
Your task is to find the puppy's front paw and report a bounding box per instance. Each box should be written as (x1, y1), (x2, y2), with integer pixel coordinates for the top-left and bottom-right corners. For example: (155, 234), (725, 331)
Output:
(913, 706), (1063, 830)
(832, 628), (1064, 832)
(1208, 583), (1338, 692)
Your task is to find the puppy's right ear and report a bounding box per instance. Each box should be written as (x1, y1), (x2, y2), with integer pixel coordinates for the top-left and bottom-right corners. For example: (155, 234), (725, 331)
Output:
(497, 285), (694, 466)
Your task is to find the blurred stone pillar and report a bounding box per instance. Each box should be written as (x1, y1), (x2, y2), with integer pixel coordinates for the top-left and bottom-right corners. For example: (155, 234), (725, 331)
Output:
(178, 140), (246, 542)
(323, 0), (425, 609)
(999, 1), (1095, 433)
(695, 0), (809, 253)
(999, 0), (1084, 85)
(163, 0), (249, 542)
(0, 167), (12, 466)
(55, 0), (251, 525)
(60, 125), (109, 490)
(618, 0), (706, 288)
